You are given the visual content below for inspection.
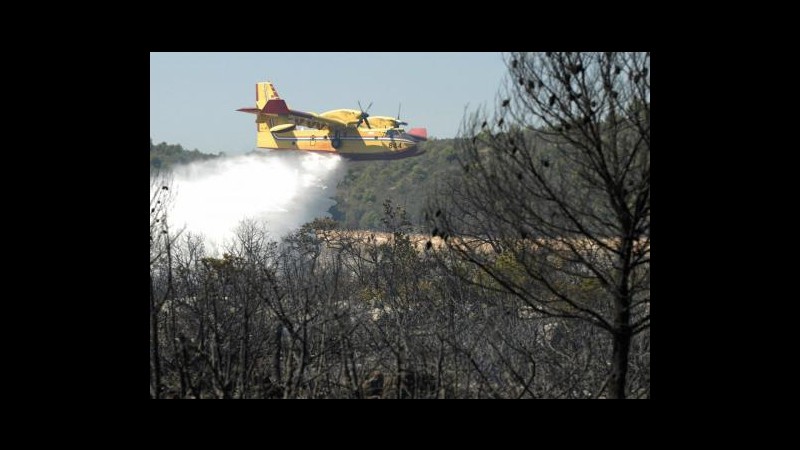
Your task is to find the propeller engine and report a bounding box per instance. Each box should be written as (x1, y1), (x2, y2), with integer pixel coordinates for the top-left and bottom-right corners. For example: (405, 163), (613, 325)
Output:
(395, 103), (408, 127)
(356, 100), (373, 129)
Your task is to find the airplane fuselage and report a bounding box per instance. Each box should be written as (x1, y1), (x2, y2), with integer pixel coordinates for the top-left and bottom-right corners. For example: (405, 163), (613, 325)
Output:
(257, 120), (422, 160)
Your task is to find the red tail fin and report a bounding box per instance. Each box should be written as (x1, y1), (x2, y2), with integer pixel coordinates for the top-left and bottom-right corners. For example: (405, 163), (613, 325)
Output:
(262, 99), (290, 115)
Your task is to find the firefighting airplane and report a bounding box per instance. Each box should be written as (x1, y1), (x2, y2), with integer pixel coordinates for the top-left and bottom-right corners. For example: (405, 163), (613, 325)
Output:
(237, 81), (428, 160)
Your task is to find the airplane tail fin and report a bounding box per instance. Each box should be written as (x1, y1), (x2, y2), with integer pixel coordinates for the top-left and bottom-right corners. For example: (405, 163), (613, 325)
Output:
(256, 81), (282, 108)
(239, 81), (290, 115)
(256, 81), (289, 114)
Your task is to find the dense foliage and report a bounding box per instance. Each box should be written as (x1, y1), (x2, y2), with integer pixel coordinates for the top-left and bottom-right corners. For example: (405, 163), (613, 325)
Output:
(330, 138), (463, 229)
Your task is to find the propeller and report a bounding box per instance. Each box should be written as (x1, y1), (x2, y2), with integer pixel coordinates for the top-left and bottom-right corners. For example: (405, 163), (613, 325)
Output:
(395, 103), (408, 127)
(356, 100), (373, 129)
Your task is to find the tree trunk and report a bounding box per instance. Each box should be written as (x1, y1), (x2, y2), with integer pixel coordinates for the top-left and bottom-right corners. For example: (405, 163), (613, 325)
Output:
(608, 328), (631, 399)
(273, 324), (282, 386)
(608, 245), (633, 398)
(238, 309), (249, 399)
(607, 201), (637, 398)
(150, 273), (161, 399)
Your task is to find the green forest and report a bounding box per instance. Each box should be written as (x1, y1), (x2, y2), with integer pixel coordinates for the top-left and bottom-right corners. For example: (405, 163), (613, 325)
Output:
(329, 138), (462, 229)
(150, 52), (650, 399)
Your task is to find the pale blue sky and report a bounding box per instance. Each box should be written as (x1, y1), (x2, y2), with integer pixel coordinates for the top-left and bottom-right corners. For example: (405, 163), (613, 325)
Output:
(150, 52), (508, 155)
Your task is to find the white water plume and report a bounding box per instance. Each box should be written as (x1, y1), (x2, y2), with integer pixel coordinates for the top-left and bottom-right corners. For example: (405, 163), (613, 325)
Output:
(164, 151), (344, 251)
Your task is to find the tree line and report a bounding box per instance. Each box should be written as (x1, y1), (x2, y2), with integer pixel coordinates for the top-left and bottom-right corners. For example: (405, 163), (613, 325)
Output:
(150, 138), (221, 171)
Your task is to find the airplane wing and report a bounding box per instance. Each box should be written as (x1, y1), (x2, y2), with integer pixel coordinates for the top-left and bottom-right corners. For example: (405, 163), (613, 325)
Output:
(236, 107), (261, 114)
(285, 109), (348, 130)
(237, 99), (348, 131)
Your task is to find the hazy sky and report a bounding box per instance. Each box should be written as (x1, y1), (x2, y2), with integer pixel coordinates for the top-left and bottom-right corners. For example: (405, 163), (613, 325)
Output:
(150, 52), (508, 155)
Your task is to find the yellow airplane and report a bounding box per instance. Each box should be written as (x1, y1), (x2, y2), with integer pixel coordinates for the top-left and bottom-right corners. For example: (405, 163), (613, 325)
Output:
(238, 81), (428, 160)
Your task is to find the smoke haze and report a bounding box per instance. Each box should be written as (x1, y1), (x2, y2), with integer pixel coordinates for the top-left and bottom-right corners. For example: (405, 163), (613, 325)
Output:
(166, 152), (345, 251)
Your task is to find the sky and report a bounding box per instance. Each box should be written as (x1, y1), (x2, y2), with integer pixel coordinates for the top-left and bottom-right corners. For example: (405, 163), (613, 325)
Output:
(150, 52), (508, 155)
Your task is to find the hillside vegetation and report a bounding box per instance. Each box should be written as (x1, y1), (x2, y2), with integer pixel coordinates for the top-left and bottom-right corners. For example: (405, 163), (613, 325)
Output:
(150, 137), (220, 170)
(330, 138), (462, 229)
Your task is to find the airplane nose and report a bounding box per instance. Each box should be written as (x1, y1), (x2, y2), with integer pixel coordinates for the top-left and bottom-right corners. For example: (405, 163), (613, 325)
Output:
(407, 128), (428, 141)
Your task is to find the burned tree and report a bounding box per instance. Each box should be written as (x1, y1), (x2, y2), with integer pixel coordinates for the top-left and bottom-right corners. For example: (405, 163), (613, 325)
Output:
(429, 52), (650, 398)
